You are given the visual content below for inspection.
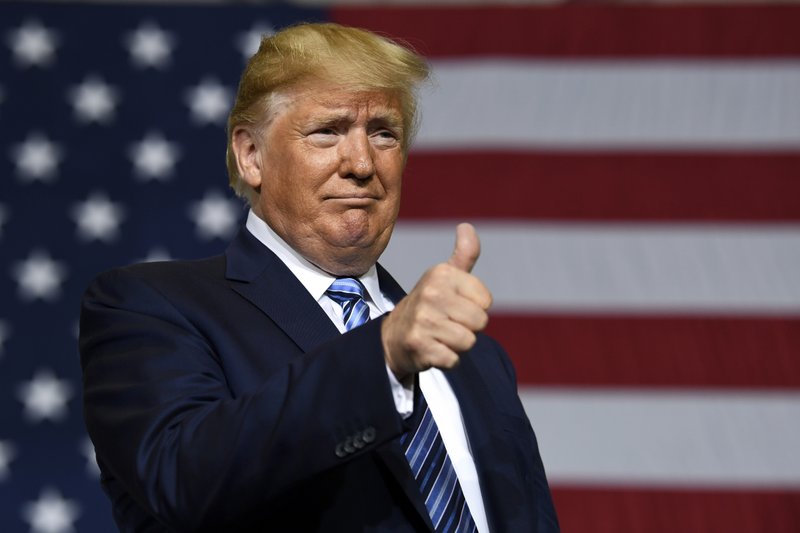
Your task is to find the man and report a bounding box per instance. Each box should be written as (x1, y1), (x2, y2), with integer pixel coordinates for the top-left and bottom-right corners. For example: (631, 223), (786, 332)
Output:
(80, 23), (559, 532)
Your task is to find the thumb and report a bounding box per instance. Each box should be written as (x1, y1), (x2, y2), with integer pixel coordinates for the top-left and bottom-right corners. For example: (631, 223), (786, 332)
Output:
(447, 223), (481, 273)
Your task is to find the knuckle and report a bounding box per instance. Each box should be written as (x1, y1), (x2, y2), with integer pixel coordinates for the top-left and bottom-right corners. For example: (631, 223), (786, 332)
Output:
(405, 328), (426, 353)
(419, 284), (440, 302)
(429, 263), (453, 282)
(412, 308), (436, 330)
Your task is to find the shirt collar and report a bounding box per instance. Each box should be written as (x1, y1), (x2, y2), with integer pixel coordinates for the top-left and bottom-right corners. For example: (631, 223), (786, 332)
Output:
(245, 210), (387, 311)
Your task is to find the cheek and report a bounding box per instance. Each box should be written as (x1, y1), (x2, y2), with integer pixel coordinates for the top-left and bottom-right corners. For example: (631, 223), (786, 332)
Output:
(379, 154), (405, 196)
(264, 152), (331, 209)
(289, 150), (337, 186)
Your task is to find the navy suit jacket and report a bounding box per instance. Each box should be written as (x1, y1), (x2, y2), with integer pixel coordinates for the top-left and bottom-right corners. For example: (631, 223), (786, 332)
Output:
(79, 228), (559, 532)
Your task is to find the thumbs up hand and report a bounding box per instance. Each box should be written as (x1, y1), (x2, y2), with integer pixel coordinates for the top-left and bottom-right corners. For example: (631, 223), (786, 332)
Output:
(382, 223), (493, 382)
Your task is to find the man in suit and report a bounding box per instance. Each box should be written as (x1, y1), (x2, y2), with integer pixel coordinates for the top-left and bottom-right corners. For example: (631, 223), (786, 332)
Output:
(80, 23), (559, 532)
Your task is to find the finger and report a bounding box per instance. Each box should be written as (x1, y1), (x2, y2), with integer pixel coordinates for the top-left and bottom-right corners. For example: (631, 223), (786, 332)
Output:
(423, 342), (463, 370)
(447, 222), (481, 273)
(431, 320), (478, 354)
(453, 274), (493, 311)
(444, 297), (489, 332)
(418, 267), (492, 315)
(425, 285), (488, 330)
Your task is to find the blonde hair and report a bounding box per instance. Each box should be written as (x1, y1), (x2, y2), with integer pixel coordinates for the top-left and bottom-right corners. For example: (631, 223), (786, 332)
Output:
(226, 22), (430, 204)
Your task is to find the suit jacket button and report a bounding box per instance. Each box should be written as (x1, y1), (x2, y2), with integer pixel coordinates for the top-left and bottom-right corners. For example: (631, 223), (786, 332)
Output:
(335, 442), (347, 458)
(343, 436), (356, 454)
(363, 426), (376, 443)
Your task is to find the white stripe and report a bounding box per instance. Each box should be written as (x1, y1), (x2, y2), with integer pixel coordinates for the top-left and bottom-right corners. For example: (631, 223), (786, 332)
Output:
(428, 463), (458, 526)
(414, 60), (800, 150)
(408, 411), (437, 475)
(381, 222), (800, 313)
(519, 387), (800, 487)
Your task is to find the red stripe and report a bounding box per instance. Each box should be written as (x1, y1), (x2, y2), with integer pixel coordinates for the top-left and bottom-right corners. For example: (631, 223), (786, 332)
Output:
(398, 152), (800, 222)
(486, 314), (800, 388)
(551, 486), (800, 533)
(332, 5), (800, 58)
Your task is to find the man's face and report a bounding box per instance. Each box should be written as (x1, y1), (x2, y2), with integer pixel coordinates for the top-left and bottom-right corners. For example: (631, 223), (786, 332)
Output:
(237, 83), (406, 277)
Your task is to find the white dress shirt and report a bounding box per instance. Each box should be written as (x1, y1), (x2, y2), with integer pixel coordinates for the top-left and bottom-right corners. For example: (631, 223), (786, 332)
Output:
(246, 211), (490, 533)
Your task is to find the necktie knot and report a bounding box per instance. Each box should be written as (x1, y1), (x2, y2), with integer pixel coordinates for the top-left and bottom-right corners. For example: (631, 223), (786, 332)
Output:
(327, 277), (365, 300)
(326, 278), (369, 331)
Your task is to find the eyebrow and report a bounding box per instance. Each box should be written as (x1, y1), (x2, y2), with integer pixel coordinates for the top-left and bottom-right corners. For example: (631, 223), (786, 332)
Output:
(371, 112), (404, 130)
(303, 109), (404, 131)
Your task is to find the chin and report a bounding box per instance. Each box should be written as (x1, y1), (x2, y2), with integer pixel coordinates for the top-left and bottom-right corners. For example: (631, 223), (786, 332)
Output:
(316, 248), (377, 277)
(331, 211), (387, 247)
(320, 220), (393, 275)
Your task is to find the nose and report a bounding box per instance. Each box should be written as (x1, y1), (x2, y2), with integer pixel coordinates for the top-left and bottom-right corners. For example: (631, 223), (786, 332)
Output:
(338, 130), (375, 181)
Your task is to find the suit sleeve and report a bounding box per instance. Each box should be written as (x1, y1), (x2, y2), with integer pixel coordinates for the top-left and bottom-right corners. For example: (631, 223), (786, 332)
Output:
(79, 267), (404, 531)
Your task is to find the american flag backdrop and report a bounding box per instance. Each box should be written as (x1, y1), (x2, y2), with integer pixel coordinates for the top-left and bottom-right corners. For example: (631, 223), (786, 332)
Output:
(1, 2), (799, 532)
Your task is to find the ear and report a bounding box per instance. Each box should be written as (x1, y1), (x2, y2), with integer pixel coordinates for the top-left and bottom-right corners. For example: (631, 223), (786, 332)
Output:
(231, 126), (262, 188)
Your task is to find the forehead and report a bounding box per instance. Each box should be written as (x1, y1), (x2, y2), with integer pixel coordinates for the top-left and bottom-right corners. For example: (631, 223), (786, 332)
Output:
(278, 83), (404, 123)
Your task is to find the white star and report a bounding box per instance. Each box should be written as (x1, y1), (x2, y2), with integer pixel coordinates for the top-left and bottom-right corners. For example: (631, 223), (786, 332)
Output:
(0, 319), (9, 357)
(6, 20), (58, 68)
(17, 369), (73, 423)
(12, 250), (68, 301)
(69, 76), (119, 124)
(236, 22), (275, 61)
(125, 22), (175, 69)
(188, 190), (241, 240)
(0, 440), (15, 481)
(129, 132), (180, 180)
(22, 487), (80, 533)
(71, 192), (125, 242)
(80, 438), (100, 478)
(185, 78), (232, 125)
(10, 133), (63, 182)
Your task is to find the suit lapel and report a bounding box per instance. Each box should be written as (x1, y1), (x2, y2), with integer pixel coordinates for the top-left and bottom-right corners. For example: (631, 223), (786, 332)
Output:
(224, 228), (340, 352)
(376, 263), (407, 304)
(446, 356), (531, 531)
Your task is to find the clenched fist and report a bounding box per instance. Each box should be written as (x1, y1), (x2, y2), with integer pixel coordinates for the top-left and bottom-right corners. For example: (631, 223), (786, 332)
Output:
(381, 223), (493, 382)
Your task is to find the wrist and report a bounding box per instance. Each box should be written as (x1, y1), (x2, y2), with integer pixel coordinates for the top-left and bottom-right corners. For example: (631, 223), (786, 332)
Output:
(381, 318), (411, 385)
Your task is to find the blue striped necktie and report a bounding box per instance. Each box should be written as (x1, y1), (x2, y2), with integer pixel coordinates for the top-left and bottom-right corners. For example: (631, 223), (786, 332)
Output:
(402, 392), (478, 533)
(326, 277), (370, 331)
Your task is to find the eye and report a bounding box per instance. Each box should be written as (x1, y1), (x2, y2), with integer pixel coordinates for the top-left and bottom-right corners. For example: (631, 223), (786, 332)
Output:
(371, 128), (400, 147)
(307, 127), (339, 147)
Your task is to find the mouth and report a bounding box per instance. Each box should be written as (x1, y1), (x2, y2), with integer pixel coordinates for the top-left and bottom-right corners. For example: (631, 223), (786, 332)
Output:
(325, 195), (379, 206)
